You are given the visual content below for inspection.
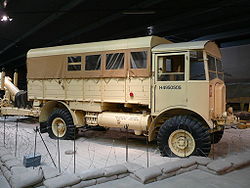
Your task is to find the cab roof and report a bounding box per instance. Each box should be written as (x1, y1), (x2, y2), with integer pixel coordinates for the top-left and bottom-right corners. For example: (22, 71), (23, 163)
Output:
(152, 40), (221, 58)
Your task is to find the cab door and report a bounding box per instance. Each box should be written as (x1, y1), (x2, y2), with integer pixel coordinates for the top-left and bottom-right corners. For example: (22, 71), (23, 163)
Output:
(152, 52), (188, 113)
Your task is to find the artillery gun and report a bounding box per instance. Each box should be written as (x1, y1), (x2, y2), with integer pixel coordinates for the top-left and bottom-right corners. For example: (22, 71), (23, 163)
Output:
(0, 69), (39, 117)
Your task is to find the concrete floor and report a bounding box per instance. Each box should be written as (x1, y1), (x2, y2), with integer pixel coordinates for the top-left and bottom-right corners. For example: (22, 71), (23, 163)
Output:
(0, 116), (250, 174)
(0, 170), (10, 188)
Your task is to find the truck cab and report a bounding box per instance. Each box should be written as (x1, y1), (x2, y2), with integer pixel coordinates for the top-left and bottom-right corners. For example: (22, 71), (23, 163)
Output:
(151, 41), (226, 157)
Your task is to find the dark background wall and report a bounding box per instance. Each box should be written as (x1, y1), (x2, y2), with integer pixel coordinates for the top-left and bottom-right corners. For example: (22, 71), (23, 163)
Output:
(222, 44), (250, 83)
(221, 44), (250, 106)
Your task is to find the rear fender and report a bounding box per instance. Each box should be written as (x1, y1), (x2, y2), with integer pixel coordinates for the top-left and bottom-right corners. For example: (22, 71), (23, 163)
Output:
(39, 101), (84, 127)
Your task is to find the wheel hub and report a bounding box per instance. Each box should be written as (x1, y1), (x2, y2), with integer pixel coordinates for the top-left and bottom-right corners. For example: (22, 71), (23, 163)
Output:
(168, 129), (195, 157)
(176, 136), (188, 149)
(52, 117), (67, 138)
(57, 124), (66, 134)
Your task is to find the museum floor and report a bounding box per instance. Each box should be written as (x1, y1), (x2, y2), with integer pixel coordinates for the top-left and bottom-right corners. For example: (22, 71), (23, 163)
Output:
(0, 117), (250, 187)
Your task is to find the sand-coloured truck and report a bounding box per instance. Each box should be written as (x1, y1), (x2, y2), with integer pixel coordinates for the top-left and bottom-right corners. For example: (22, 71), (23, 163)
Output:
(1, 36), (228, 157)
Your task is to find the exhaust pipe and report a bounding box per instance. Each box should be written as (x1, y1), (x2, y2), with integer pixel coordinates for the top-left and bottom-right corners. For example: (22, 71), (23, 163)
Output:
(1, 68), (5, 90)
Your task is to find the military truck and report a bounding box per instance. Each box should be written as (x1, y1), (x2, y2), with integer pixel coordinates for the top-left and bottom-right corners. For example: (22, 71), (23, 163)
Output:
(26, 36), (227, 157)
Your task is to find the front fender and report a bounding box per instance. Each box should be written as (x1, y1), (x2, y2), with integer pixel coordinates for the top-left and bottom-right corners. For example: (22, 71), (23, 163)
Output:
(148, 106), (213, 141)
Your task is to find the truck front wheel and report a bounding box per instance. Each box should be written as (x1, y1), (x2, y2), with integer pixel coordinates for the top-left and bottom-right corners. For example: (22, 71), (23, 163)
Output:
(157, 115), (211, 157)
(47, 109), (76, 140)
(210, 128), (224, 144)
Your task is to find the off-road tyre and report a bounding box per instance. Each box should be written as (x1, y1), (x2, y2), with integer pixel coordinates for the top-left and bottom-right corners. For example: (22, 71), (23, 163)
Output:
(39, 121), (48, 133)
(210, 128), (224, 144)
(47, 109), (76, 140)
(157, 115), (211, 157)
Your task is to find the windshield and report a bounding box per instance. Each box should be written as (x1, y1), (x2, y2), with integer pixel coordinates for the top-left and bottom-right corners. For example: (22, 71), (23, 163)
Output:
(207, 54), (224, 80)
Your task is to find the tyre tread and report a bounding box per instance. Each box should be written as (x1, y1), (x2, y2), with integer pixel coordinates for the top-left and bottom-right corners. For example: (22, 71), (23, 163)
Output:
(47, 109), (76, 140)
(157, 115), (211, 157)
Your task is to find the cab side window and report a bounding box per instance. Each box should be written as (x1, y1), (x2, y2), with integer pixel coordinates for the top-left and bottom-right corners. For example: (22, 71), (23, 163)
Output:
(207, 55), (224, 80)
(208, 55), (217, 80)
(157, 55), (185, 81)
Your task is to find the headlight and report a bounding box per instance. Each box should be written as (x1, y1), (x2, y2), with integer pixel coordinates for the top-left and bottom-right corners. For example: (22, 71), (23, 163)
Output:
(222, 111), (227, 118)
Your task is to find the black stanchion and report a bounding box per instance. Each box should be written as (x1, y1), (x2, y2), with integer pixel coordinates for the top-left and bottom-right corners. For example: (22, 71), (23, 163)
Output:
(38, 130), (57, 168)
(145, 132), (149, 168)
(73, 126), (76, 174)
(57, 127), (61, 173)
(125, 124), (129, 162)
(212, 123), (215, 160)
(3, 115), (6, 147)
(15, 118), (18, 157)
(33, 126), (38, 169)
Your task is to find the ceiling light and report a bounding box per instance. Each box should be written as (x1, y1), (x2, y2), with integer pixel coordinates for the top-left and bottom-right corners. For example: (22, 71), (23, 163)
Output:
(147, 26), (154, 35)
(1, 15), (12, 22)
(1, 15), (8, 21)
(3, 0), (8, 8)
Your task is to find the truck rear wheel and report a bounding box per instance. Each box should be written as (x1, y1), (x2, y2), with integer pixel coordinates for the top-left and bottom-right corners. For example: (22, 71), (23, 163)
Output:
(47, 109), (76, 140)
(157, 115), (211, 157)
